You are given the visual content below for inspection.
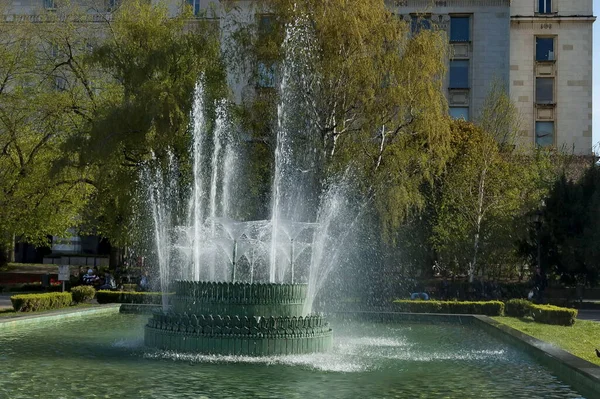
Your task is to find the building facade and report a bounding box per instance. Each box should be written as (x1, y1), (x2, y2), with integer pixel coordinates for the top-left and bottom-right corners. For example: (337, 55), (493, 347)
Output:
(393, 0), (595, 154)
(3, 0), (595, 154)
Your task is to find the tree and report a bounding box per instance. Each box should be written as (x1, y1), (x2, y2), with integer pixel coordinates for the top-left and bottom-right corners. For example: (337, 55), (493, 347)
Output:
(0, 3), (100, 263)
(523, 163), (600, 286)
(227, 0), (453, 239)
(431, 121), (538, 282)
(66, 0), (227, 247)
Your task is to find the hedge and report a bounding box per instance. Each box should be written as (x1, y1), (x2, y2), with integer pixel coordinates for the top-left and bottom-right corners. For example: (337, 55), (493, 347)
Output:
(505, 299), (532, 317)
(11, 292), (72, 312)
(71, 286), (96, 303)
(530, 304), (578, 326)
(96, 291), (165, 304)
(393, 300), (504, 316)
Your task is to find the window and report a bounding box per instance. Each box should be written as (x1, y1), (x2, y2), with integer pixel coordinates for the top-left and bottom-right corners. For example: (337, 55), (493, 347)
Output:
(449, 60), (469, 88)
(259, 15), (273, 35)
(535, 122), (554, 146)
(186, 0), (200, 16)
(411, 15), (431, 34)
(106, 0), (118, 11)
(538, 0), (552, 14)
(44, 0), (56, 9)
(450, 16), (470, 42)
(536, 78), (554, 104)
(536, 37), (555, 61)
(257, 62), (275, 88)
(449, 107), (469, 121)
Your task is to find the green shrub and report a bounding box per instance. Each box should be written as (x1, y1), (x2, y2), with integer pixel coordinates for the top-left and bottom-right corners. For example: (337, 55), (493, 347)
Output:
(393, 300), (504, 316)
(11, 292), (72, 312)
(96, 291), (165, 304)
(71, 286), (96, 303)
(530, 304), (577, 326)
(505, 299), (532, 317)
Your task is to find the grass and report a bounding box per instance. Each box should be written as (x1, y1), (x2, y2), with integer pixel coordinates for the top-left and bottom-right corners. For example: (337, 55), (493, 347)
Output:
(493, 316), (600, 366)
(0, 303), (95, 318)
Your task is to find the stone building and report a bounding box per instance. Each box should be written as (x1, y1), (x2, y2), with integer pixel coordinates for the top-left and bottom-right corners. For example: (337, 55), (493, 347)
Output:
(389, 0), (595, 154)
(3, 0), (595, 153)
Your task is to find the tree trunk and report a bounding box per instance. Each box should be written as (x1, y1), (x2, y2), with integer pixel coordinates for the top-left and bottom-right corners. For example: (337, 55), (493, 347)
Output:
(0, 233), (15, 266)
(470, 167), (487, 283)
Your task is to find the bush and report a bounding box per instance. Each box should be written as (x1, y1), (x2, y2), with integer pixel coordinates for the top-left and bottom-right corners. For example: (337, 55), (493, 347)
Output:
(96, 291), (165, 304)
(505, 299), (532, 317)
(11, 292), (73, 312)
(530, 304), (578, 326)
(121, 284), (138, 292)
(71, 286), (96, 303)
(393, 300), (504, 316)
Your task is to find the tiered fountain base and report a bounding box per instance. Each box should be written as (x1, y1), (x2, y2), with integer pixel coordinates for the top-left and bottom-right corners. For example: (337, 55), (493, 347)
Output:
(144, 281), (333, 356)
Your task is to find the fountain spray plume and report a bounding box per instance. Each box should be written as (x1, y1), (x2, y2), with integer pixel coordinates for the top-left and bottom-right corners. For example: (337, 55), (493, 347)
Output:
(270, 10), (321, 283)
(189, 79), (208, 281)
(144, 151), (180, 310)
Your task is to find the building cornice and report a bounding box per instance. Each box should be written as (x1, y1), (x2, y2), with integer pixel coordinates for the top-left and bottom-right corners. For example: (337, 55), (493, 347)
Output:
(388, 0), (510, 8)
(511, 15), (596, 23)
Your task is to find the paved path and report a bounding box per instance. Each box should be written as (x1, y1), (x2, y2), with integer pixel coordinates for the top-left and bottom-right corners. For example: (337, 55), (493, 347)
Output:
(0, 294), (12, 309)
(577, 310), (600, 322)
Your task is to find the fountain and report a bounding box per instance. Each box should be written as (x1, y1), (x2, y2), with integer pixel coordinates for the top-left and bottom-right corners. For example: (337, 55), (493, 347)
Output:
(143, 16), (338, 355)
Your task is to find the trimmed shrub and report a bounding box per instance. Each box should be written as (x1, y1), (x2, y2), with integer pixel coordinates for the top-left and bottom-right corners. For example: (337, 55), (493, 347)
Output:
(530, 304), (577, 326)
(121, 284), (138, 292)
(96, 291), (165, 304)
(505, 299), (532, 317)
(71, 286), (96, 303)
(393, 300), (504, 316)
(11, 292), (72, 312)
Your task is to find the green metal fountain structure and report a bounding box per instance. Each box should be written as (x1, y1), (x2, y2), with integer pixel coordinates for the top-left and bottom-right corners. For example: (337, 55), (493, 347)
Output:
(145, 281), (333, 356)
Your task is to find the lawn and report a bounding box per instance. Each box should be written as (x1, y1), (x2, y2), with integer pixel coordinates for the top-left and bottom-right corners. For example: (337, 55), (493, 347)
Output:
(493, 316), (600, 366)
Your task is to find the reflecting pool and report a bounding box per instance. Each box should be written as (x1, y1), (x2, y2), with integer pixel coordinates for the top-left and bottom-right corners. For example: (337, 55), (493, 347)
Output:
(0, 314), (586, 398)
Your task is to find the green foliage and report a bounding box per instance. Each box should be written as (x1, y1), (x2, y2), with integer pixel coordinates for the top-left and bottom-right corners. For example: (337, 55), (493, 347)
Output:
(96, 290), (165, 304)
(228, 0), (453, 238)
(523, 163), (600, 286)
(430, 121), (556, 281)
(71, 286), (96, 303)
(505, 299), (533, 318)
(10, 292), (72, 312)
(530, 304), (578, 326)
(121, 284), (138, 292)
(68, 0), (227, 246)
(393, 299), (504, 316)
(0, 7), (97, 250)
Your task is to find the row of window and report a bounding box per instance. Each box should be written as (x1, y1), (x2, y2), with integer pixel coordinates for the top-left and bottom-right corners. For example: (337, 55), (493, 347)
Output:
(411, 15), (470, 42)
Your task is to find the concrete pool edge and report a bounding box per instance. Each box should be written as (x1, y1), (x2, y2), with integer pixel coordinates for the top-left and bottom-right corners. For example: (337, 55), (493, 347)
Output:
(473, 315), (600, 398)
(333, 311), (600, 397)
(0, 304), (121, 329)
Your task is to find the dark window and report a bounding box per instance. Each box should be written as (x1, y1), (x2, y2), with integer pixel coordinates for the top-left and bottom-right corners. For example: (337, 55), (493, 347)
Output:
(450, 17), (470, 42)
(44, 0), (55, 9)
(186, 0), (200, 15)
(536, 37), (555, 61)
(535, 122), (554, 146)
(449, 60), (469, 88)
(411, 15), (431, 34)
(536, 78), (554, 104)
(259, 15), (273, 36)
(449, 107), (469, 120)
(538, 0), (552, 14)
(257, 62), (275, 88)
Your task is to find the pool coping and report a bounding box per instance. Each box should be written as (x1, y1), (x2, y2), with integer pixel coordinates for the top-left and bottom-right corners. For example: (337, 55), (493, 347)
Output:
(333, 311), (600, 398)
(0, 304), (120, 329)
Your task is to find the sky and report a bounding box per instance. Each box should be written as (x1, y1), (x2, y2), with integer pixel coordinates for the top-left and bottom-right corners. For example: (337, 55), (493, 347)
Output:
(593, 0), (600, 152)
